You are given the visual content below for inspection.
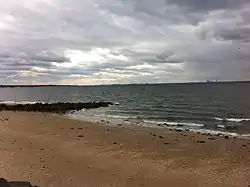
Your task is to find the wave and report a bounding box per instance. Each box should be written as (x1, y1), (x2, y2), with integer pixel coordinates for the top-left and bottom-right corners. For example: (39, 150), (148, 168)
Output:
(215, 117), (250, 122)
(94, 114), (137, 119)
(143, 120), (204, 127)
(217, 124), (225, 128)
(0, 100), (44, 105)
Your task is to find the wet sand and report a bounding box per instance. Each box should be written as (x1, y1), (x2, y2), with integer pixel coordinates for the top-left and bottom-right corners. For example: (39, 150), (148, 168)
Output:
(0, 111), (249, 187)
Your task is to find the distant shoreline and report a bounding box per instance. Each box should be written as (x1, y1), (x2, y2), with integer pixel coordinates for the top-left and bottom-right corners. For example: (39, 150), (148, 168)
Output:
(1, 80), (250, 88)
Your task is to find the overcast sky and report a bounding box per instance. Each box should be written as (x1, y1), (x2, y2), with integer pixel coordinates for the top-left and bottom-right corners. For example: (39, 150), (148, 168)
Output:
(0, 0), (249, 85)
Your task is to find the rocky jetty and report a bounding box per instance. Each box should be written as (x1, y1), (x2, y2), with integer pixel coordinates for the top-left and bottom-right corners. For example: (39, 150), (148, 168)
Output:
(0, 102), (113, 113)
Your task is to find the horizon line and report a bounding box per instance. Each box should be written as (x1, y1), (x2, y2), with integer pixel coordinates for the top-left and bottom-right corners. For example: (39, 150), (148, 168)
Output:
(1, 80), (250, 87)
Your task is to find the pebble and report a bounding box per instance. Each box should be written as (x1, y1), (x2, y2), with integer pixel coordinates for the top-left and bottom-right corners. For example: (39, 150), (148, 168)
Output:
(196, 140), (206, 143)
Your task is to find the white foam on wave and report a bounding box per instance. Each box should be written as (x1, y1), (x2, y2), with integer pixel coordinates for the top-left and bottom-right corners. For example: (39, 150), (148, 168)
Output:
(189, 128), (239, 136)
(67, 112), (250, 139)
(215, 117), (250, 122)
(0, 100), (43, 105)
(143, 119), (204, 127)
(95, 114), (137, 119)
(217, 124), (225, 128)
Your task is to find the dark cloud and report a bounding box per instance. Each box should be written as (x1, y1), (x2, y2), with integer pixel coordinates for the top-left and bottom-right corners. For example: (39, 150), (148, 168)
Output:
(167, 0), (245, 12)
(30, 52), (70, 63)
(215, 27), (250, 42)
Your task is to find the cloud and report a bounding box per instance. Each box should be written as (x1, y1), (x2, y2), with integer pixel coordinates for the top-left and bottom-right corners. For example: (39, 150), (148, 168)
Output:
(0, 0), (249, 85)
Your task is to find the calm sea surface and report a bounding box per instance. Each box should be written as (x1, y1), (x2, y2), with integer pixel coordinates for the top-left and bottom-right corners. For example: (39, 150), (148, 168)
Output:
(1, 83), (250, 135)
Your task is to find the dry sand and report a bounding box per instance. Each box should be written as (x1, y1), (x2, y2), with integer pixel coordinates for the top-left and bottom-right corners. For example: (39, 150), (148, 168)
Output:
(0, 111), (249, 187)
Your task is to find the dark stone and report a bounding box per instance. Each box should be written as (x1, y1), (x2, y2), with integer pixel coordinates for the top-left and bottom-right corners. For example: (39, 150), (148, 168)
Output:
(0, 178), (10, 187)
(40, 148), (44, 151)
(208, 137), (215, 140)
(113, 142), (117, 145)
(164, 142), (169, 145)
(78, 135), (83, 138)
(196, 140), (206, 143)
(78, 128), (83, 130)
(224, 136), (229, 139)
(157, 124), (162, 127)
(70, 128), (74, 130)
(153, 134), (156, 137)
(242, 144), (247, 147)
(0, 178), (36, 187)
(159, 136), (163, 139)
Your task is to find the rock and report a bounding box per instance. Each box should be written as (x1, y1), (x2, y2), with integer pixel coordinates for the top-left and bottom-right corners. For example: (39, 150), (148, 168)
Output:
(177, 124), (183, 127)
(157, 124), (162, 127)
(78, 135), (83, 138)
(113, 142), (117, 145)
(242, 144), (247, 147)
(159, 136), (164, 139)
(164, 142), (169, 145)
(196, 140), (206, 143)
(224, 135), (229, 139)
(0, 178), (37, 187)
(153, 134), (156, 137)
(78, 128), (83, 130)
(0, 178), (10, 187)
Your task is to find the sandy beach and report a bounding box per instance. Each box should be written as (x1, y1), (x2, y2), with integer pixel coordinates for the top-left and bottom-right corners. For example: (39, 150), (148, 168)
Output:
(0, 111), (249, 187)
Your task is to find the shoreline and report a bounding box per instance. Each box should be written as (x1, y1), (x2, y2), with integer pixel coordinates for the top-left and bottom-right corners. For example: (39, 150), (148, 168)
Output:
(65, 112), (250, 139)
(0, 111), (250, 187)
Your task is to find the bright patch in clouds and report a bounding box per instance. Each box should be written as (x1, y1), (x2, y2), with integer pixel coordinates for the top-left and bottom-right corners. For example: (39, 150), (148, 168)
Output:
(0, 0), (249, 85)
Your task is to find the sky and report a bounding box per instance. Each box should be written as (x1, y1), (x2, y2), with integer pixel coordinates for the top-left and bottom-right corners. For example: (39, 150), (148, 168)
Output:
(0, 0), (249, 85)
